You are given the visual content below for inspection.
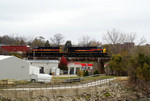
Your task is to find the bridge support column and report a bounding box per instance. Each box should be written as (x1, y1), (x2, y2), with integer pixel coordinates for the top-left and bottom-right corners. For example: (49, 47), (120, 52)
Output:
(100, 61), (105, 74)
(68, 67), (70, 75)
(74, 67), (76, 75)
(97, 58), (105, 74)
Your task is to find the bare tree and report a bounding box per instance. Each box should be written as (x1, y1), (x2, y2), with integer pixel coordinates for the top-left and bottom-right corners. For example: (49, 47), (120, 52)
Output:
(78, 35), (92, 47)
(103, 29), (146, 54)
(89, 41), (102, 46)
(26, 36), (34, 46)
(0, 34), (27, 45)
(50, 33), (64, 46)
(137, 36), (147, 46)
(103, 29), (124, 54)
(125, 33), (137, 43)
(0, 35), (13, 45)
(103, 29), (126, 44)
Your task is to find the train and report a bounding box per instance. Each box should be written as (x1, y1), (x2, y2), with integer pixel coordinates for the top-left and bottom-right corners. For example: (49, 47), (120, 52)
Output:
(1, 45), (30, 53)
(29, 46), (107, 57)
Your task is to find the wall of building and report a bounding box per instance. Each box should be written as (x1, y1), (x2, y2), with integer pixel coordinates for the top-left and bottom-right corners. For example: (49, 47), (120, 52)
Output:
(68, 63), (94, 75)
(28, 60), (59, 75)
(0, 57), (30, 80)
(29, 65), (40, 75)
(68, 63), (81, 75)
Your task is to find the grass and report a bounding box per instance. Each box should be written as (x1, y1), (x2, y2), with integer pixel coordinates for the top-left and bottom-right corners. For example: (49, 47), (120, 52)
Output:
(52, 76), (79, 79)
(15, 80), (32, 84)
(52, 75), (115, 81)
(51, 75), (115, 84)
(83, 76), (115, 81)
(103, 91), (111, 97)
(0, 79), (32, 85)
(0, 75), (116, 87)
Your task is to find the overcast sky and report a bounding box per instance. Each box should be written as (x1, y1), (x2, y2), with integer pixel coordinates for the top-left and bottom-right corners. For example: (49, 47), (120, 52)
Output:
(0, 0), (150, 44)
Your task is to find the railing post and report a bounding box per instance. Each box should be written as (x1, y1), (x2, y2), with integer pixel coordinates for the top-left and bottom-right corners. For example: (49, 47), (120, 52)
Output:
(87, 81), (88, 87)
(65, 83), (66, 90)
(109, 78), (110, 88)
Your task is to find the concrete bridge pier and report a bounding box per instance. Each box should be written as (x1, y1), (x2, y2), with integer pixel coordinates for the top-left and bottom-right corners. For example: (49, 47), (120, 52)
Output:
(97, 58), (105, 74)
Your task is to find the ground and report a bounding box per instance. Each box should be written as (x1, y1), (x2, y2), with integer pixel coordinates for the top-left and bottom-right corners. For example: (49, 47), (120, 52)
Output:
(0, 77), (150, 101)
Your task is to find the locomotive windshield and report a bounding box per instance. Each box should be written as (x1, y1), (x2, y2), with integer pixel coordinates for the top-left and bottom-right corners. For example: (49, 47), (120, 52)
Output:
(97, 46), (103, 49)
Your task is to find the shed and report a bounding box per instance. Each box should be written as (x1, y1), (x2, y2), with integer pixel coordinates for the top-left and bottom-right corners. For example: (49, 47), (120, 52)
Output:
(0, 55), (53, 82)
(0, 55), (30, 80)
(51, 67), (60, 76)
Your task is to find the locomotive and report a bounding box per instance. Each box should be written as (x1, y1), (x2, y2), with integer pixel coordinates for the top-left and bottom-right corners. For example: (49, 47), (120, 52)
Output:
(29, 46), (107, 57)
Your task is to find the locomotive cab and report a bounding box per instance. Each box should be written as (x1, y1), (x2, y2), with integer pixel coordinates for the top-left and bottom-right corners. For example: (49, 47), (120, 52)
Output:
(97, 46), (106, 53)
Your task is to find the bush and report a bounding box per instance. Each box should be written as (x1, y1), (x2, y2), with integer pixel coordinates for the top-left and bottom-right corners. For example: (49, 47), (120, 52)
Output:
(128, 53), (150, 94)
(94, 70), (99, 75)
(129, 53), (150, 82)
(103, 91), (111, 97)
(84, 70), (89, 76)
(58, 56), (68, 70)
(77, 70), (84, 77)
(109, 54), (128, 76)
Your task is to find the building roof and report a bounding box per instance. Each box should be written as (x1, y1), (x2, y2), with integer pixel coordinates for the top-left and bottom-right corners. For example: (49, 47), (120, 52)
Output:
(0, 55), (13, 61)
(26, 60), (59, 63)
(68, 63), (93, 67)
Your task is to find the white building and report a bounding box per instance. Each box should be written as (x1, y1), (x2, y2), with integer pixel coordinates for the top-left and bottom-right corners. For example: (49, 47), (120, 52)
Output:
(0, 55), (53, 82)
(29, 65), (40, 75)
(68, 62), (93, 75)
(27, 60), (60, 75)
(68, 63), (82, 75)
(0, 55), (31, 80)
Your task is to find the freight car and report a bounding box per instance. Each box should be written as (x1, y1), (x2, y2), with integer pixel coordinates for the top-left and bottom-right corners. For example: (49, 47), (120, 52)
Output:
(1, 45), (30, 53)
(29, 46), (106, 57)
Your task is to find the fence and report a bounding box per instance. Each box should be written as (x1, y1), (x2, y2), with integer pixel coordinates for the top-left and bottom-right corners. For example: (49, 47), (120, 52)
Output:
(0, 75), (115, 99)
(0, 77), (115, 90)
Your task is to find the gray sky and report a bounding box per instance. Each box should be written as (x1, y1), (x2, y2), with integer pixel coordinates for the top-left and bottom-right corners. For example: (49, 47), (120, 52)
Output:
(0, 0), (150, 44)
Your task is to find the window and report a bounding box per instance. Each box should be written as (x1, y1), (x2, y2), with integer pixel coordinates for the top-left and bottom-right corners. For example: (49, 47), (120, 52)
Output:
(40, 67), (44, 73)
